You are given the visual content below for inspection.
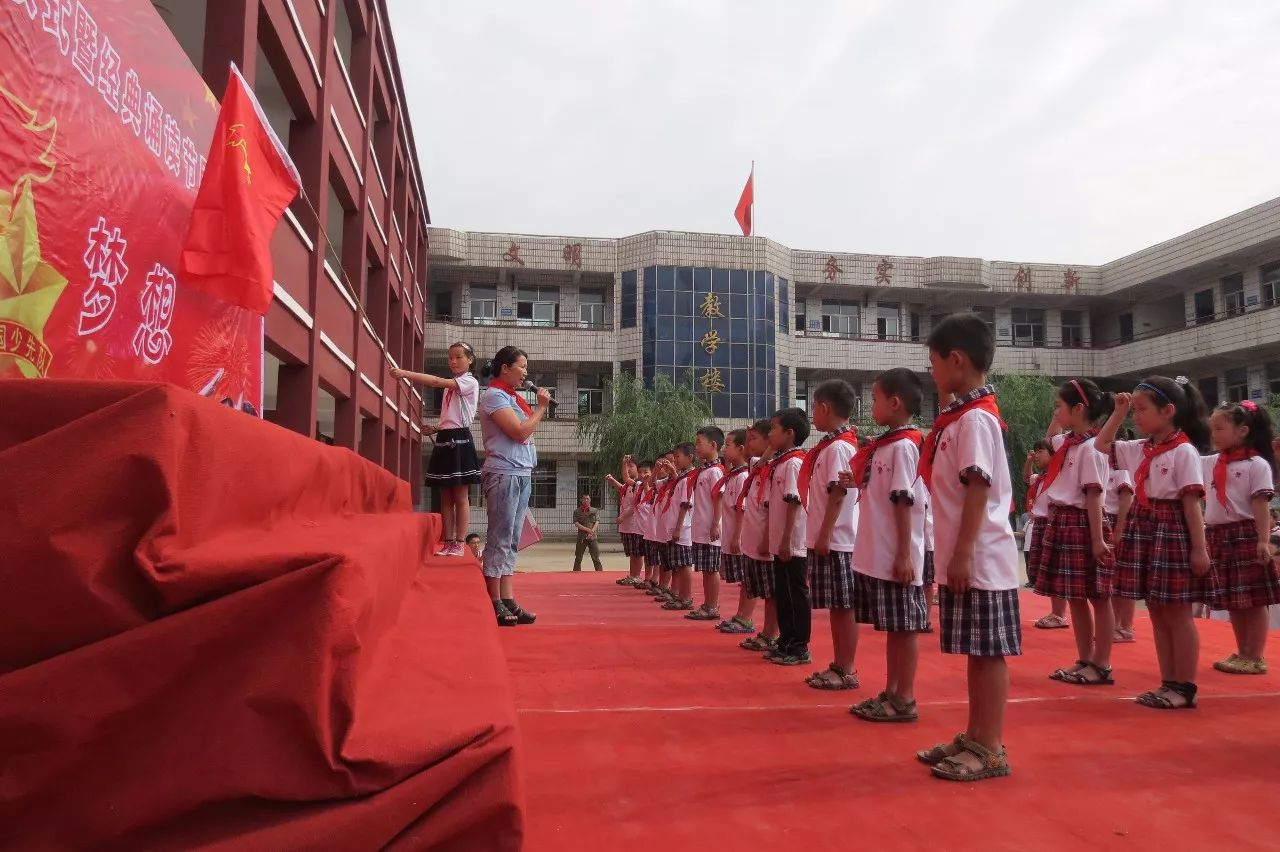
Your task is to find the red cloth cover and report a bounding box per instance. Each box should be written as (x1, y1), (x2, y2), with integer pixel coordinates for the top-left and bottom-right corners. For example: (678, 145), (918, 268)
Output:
(0, 381), (523, 850)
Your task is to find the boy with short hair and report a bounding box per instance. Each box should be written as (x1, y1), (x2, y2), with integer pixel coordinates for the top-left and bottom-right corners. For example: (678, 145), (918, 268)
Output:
(914, 313), (1021, 781)
(642, 456), (672, 595)
(465, 533), (483, 560)
(662, 444), (698, 611)
(686, 427), (726, 620)
(765, 407), (813, 666)
(844, 368), (930, 721)
(800, 380), (861, 688)
(712, 430), (755, 633)
(737, 421), (780, 651)
(608, 455), (646, 586)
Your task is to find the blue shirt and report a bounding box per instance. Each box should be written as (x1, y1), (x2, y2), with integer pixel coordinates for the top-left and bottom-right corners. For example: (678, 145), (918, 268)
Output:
(478, 387), (538, 474)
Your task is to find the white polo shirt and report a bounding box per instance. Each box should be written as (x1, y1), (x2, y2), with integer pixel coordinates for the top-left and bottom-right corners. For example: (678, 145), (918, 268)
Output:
(719, 465), (750, 555)
(767, 450), (807, 559)
(663, 468), (695, 545)
(803, 435), (859, 552)
(690, 463), (725, 545)
(1103, 468), (1133, 517)
(1112, 438), (1205, 501)
(1201, 454), (1275, 525)
(438, 372), (479, 430)
(740, 458), (772, 561)
(852, 436), (927, 585)
(641, 479), (665, 542)
(928, 407), (1020, 591)
(1044, 436), (1107, 510)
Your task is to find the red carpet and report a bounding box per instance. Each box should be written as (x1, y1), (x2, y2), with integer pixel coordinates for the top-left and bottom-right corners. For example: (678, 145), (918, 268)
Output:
(0, 381), (522, 851)
(503, 573), (1280, 852)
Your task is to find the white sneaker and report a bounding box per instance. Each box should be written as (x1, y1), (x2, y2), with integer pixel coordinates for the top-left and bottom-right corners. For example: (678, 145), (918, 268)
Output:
(447, 541), (466, 557)
(434, 541), (454, 557)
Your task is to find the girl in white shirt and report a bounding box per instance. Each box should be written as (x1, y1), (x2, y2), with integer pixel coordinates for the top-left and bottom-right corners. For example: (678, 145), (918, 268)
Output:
(1202, 401), (1279, 674)
(1025, 437), (1071, 630)
(1104, 467), (1137, 642)
(392, 342), (481, 557)
(1096, 375), (1211, 710)
(1034, 379), (1115, 686)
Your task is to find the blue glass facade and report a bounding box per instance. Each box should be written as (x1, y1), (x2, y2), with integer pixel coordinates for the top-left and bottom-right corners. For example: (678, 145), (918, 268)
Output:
(620, 270), (637, 328)
(778, 278), (789, 332)
(640, 266), (776, 420)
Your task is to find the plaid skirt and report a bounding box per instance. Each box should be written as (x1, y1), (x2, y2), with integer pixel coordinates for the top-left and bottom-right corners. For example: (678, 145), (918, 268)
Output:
(923, 551), (935, 585)
(667, 542), (693, 569)
(807, 550), (857, 610)
(854, 574), (929, 632)
(1114, 499), (1209, 603)
(722, 552), (747, 583)
(645, 539), (667, 570)
(744, 558), (775, 599)
(621, 532), (644, 557)
(938, 586), (1022, 657)
(692, 542), (722, 573)
(1034, 505), (1113, 600)
(1024, 517), (1046, 586)
(1208, 519), (1280, 610)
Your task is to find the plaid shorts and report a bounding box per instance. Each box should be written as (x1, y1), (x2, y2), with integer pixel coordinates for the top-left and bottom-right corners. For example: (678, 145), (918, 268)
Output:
(1115, 499), (1209, 603)
(722, 553), (747, 583)
(923, 551), (935, 585)
(937, 586), (1022, 657)
(692, 542), (722, 573)
(621, 532), (643, 557)
(1034, 505), (1114, 600)
(645, 539), (666, 570)
(1025, 518), (1046, 587)
(854, 573), (930, 632)
(1208, 519), (1280, 610)
(668, 542), (693, 569)
(807, 550), (857, 610)
(744, 558), (775, 599)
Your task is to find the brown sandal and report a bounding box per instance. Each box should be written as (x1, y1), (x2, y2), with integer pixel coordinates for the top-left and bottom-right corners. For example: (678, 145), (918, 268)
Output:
(806, 663), (859, 691)
(916, 732), (967, 765)
(852, 692), (918, 722)
(930, 739), (1010, 781)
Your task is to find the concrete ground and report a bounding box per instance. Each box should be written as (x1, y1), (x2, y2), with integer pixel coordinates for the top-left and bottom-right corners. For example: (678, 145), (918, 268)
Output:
(511, 539), (630, 574)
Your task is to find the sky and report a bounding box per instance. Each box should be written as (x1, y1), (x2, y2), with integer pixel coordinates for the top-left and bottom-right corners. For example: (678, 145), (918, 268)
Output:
(386, 0), (1280, 265)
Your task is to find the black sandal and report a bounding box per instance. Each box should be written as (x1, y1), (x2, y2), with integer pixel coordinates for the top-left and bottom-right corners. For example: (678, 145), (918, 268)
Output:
(1049, 660), (1087, 682)
(503, 598), (537, 625)
(493, 599), (518, 627)
(1136, 681), (1196, 709)
(1058, 661), (1115, 686)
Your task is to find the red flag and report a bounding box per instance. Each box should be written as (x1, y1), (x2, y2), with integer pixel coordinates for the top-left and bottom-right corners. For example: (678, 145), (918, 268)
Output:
(734, 167), (753, 236)
(180, 64), (301, 314)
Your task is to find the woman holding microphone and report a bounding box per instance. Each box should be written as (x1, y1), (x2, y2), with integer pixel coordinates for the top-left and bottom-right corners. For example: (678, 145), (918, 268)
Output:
(478, 346), (552, 626)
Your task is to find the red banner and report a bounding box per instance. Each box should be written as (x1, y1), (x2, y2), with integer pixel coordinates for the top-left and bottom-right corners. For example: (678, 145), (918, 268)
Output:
(0, 0), (262, 409)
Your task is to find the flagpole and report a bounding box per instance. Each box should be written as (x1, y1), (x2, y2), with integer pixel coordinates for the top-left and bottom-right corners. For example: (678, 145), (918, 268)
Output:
(749, 160), (757, 422)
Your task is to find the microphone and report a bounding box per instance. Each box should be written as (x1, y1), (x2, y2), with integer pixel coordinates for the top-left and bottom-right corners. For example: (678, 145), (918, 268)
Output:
(522, 379), (558, 413)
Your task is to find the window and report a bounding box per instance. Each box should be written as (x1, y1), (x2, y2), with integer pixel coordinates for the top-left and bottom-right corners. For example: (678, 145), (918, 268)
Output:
(579, 288), (607, 328)
(255, 45), (296, 151)
(470, 286), (497, 324)
(1222, 273), (1244, 316)
(1118, 312), (1134, 343)
(876, 303), (900, 340)
(621, 270), (637, 328)
(1261, 262), (1280, 308)
(795, 378), (808, 411)
(334, 0), (355, 73)
(530, 461), (558, 509)
(578, 373), (605, 416)
(778, 279), (790, 333)
(324, 181), (350, 276)
(780, 372), (789, 412)
(971, 307), (995, 330)
(1193, 288), (1215, 324)
(1061, 310), (1084, 348)
(1198, 377), (1219, 408)
(1268, 362), (1280, 398)
(517, 285), (559, 326)
(619, 360), (636, 380)
(316, 388), (336, 445)
(1225, 368), (1249, 403)
(822, 300), (859, 336)
(577, 462), (605, 513)
(795, 311), (806, 332)
(1011, 308), (1045, 347)
(433, 291), (453, 321)
(910, 312), (921, 342)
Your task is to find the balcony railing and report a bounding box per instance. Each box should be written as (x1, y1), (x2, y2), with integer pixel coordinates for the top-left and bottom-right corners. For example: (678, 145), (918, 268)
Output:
(797, 328), (1091, 350)
(430, 314), (613, 331)
(1104, 299), (1280, 349)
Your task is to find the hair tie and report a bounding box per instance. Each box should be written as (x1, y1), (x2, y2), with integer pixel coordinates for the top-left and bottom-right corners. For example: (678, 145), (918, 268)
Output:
(1174, 375), (1190, 386)
(1240, 399), (1258, 412)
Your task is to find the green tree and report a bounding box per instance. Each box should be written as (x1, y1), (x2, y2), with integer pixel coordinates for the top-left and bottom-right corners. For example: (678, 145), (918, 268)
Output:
(989, 371), (1060, 510)
(578, 372), (713, 479)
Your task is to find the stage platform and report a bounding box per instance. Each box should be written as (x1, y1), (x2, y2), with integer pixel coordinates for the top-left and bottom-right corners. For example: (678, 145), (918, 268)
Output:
(503, 572), (1280, 852)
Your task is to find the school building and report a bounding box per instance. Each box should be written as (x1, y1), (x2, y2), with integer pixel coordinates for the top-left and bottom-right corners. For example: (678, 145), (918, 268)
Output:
(154, 0), (432, 505)
(423, 197), (1280, 536)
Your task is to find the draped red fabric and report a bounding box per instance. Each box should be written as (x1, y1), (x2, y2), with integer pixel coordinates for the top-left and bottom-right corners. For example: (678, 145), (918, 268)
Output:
(0, 380), (523, 850)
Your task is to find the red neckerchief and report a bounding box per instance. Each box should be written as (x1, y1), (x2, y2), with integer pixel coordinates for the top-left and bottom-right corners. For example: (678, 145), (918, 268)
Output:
(736, 459), (769, 511)
(797, 428), (857, 509)
(645, 479), (665, 506)
(712, 465), (748, 502)
(1039, 429), (1097, 495)
(918, 392), (1006, 491)
(1134, 431), (1191, 507)
(1025, 473), (1043, 512)
(850, 427), (923, 491)
(660, 468), (694, 511)
(760, 448), (805, 502)
(1213, 447), (1257, 507)
(688, 461), (725, 499)
(488, 378), (531, 416)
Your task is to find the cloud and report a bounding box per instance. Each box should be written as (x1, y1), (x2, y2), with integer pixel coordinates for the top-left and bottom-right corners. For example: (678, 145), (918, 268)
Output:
(388, 0), (1280, 264)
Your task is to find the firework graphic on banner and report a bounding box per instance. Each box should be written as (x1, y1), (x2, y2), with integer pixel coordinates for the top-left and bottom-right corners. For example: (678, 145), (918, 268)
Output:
(187, 308), (254, 407)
